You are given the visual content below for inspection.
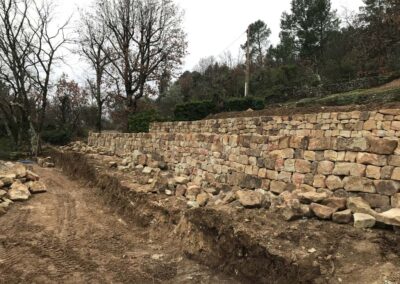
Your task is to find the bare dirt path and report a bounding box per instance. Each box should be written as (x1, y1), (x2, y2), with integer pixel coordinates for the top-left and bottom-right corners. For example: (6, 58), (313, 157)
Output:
(0, 167), (237, 284)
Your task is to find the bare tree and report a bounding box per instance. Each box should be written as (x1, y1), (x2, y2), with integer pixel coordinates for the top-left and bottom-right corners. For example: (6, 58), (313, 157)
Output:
(0, 0), (69, 153)
(78, 7), (113, 132)
(97, 0), (187, 128)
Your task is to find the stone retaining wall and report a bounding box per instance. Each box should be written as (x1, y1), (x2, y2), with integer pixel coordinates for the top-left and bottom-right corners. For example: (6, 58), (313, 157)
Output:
(88, 108), (400, 212)
(150, 109), (400, 138)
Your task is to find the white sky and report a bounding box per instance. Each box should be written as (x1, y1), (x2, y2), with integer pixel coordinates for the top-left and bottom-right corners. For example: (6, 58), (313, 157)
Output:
(54, 0), (365, 81)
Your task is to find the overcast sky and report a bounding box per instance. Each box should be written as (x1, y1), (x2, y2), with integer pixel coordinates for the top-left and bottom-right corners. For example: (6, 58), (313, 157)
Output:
(55, 0), (365, 81)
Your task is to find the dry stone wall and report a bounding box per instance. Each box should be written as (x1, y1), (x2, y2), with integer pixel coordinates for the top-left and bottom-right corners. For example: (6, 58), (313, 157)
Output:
(151, 109), (400, 138)
(88, 108), (400, 214)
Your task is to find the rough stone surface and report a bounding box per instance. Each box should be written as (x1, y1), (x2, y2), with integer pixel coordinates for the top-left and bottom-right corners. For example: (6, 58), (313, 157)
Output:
(332, 209), (353, 224)
(236, 190), (264, 208)
(354, 213), (376, 228)
(7, 182), (31, 201)
(310, 203), (337, 220)
(347, 197), (375, 215)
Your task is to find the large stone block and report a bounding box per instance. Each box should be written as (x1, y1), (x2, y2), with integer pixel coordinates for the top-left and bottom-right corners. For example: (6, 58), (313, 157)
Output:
(310, 203), (337, 220)
(358, 193), (390, 209)
(325, 175), (343, 190)
(332, 209), (352, 224)
(354, 213), (376, 228)
(337, 137), (369, 152)
(317, 161), (334, 175)
(295, 159), (312, 174)
(392, 193), (400, 208)
(347, 197), (375, 215)
(308, 137), (333, 151)
(356, 153), (387, 166)
(239, 174), (262, 189)
(367, 137), (398, 155)
(270, 181), (288, 194)
(343, 177), (376, 193)
(374, 180), (400, 196)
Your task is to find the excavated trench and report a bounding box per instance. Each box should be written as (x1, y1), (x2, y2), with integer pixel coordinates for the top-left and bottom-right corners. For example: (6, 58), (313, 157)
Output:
(50, 150), (319, 283)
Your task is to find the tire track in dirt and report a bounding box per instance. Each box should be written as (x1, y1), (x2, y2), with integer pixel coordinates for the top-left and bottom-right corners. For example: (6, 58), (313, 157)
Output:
(0, 167), (238, 283)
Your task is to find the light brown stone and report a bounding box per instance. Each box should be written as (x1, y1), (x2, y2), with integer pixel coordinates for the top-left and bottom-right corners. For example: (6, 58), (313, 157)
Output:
(367, 137), (398, 155)
(322, 197), (347, 210)
(313, 175), (326, 188)
(317, 161), (334, 175)
(27, 181), (47, 194)
(332, 209), (352, 224)
(270, 181), (288, 194)
(236, 190), (264, 208)
(359, 193), (390, 209)
(392, 193), (400, 208)
(375, 208), (400, 226)
(343, 176), (376, 193)
(298, 191), (328, 204)
(356, 153), (387, 166)
(325, 175), (343, 190)
(366, 166), (381, 180)
(374, 180), (400, 196)
(310, 203), (337, 220)
(354, 213), (376, 228)
(295, 160), (312, 174)
(347, 197), (375, 215)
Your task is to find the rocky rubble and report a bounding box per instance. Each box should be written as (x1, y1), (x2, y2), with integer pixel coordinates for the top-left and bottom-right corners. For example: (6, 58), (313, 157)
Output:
(0, 161), (46, 216)
(62, 137), (400, 231)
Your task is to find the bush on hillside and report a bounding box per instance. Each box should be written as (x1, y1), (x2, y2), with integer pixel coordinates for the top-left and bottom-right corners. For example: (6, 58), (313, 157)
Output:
(128, 109), (160, 133)
(174, 97), (265, 121)
(42, 129), (72, 145)
(174, 100), (217, 121)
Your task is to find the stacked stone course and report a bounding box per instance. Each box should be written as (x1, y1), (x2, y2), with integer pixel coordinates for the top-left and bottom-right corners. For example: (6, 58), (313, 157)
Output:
(88, 108), (400, 225)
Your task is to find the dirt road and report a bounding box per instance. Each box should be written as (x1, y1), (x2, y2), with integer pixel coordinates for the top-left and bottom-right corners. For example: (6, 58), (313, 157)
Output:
(0, 167), (236, 284)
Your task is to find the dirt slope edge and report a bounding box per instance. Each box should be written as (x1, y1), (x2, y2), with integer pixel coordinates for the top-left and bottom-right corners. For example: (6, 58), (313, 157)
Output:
(49, 149), (319, 283)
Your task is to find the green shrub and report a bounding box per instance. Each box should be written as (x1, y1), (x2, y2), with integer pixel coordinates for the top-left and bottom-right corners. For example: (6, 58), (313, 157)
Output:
(174, 100), (217, 121)
(128, 110), (159, 133)
(174, 97), (265, 121)
(223, 97), (265, 112)
(42, 129), (72, 145)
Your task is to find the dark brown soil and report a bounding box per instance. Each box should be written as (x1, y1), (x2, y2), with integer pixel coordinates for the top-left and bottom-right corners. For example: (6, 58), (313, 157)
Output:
(208, 102), (400, 120)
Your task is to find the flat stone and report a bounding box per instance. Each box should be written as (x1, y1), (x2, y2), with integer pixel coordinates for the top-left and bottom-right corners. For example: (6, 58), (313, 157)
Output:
(27, 181), (47, 194)
(325, 176), (343, 190)
(347, 197), (375, 215)
(343, 177), (376, 193)
(359, 193), (390, 209)
(310, 203), (337, 220)
(175, 176), (190, 184)
(337, 137), (369, 152)
(322, 197), (347, 210)
(356, 153), (387, 166)
(332, 209), (353, 224)
(374, 180), (400, 196)
(236, 190), (264, 208)
(375, 208), (400, 226)
(298, 192), (328, 204)
(317, 161), (334, 175)
(142, 167), (153, 174)
(7, 182), (31, 201)
(196, 192), (209, 207)
(354, 213), (376, 228)
(270, 181), (288, 194)
(9, 164), (27, 178)
(187, 201), (199, 208)
(367, 137), (398, 155)
(280, 199), (310, 221)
